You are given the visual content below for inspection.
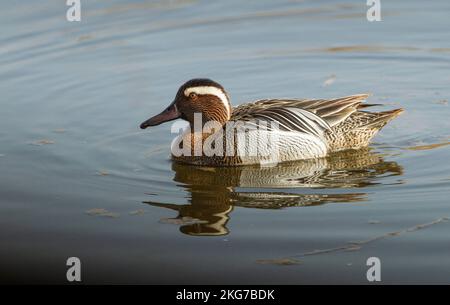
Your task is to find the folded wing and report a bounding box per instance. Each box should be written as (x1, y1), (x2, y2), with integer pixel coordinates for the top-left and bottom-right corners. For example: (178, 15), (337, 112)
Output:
(232, 94), (370, 138)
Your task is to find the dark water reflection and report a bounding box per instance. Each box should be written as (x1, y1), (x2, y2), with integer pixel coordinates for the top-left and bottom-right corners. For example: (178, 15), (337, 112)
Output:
(146, 149), (402, 236)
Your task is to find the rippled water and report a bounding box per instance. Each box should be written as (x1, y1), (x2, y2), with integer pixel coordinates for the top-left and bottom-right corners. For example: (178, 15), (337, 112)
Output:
(1, 0), (450, 284)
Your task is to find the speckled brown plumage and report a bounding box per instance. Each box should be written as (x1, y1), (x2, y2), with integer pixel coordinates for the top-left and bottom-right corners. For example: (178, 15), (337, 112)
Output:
(325, 108), (404, 151)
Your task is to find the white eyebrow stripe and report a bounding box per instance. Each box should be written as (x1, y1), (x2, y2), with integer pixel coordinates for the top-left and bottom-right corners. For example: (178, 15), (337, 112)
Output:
(184, 86), (230, 117)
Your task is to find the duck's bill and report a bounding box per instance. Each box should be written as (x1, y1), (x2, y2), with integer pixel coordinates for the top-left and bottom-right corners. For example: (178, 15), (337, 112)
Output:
(140, 101), (180, 129)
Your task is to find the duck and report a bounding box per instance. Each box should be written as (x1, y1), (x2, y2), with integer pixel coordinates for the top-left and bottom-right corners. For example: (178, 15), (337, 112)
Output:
(140, 78), (403, 166)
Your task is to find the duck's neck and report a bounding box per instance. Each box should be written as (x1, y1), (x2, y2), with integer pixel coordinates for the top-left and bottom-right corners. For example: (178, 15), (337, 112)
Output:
(203, 112), (230, 127)
(188, 106), (231, 130)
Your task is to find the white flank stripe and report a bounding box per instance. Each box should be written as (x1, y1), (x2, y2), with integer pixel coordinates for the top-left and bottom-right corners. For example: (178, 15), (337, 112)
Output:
(184, 86), (230, 117)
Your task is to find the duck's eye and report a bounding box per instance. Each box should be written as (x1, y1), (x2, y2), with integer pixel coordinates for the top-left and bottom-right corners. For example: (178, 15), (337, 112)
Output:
(189, 92), (197, 100)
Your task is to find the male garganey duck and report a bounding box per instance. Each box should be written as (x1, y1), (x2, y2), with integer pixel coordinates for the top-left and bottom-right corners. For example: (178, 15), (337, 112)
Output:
(140, 78), (403, 166)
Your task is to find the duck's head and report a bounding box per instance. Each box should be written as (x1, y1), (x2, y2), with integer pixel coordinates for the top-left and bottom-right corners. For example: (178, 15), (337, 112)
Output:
(140, 78), (231, 129)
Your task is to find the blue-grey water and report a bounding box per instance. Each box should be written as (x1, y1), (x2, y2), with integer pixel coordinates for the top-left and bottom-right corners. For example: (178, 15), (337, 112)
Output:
(1, 0), (450, 284)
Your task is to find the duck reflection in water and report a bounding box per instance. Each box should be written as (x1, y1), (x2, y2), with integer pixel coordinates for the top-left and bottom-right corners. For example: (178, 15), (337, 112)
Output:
(144, 148), (402, 236)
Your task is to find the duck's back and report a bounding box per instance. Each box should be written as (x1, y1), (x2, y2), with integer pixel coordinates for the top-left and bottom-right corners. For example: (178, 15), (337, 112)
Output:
(230, 94), (403, 157)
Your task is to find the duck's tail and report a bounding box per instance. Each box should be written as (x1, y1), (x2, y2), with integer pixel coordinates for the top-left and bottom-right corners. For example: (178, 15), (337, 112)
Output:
(326, 107), (404, 152)
(358, 108), (404, 128)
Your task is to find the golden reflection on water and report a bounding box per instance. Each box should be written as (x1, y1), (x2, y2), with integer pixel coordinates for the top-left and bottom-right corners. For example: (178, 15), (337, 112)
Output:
(144, 149), (403, 236)
(405, 141), (450, 151)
